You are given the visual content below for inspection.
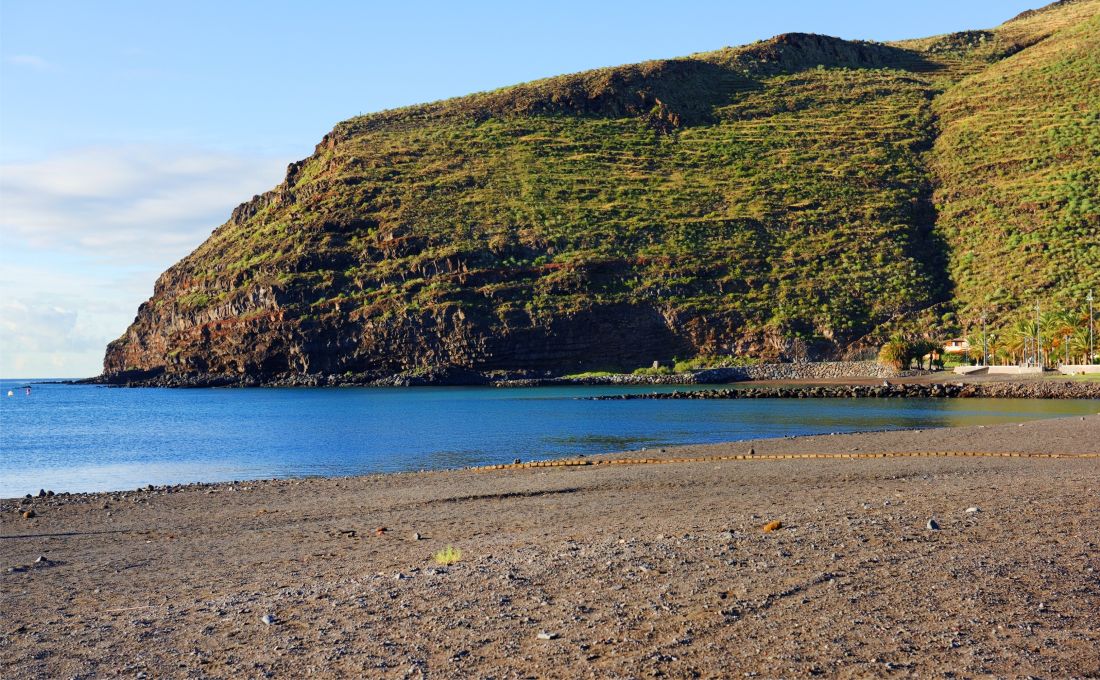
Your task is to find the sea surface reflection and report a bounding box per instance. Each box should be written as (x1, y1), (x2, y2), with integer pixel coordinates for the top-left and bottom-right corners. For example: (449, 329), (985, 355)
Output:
(1, 380), (1095, 496)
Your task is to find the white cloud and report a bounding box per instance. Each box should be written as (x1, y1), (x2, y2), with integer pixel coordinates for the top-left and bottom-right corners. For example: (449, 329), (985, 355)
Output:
(5, 54), (56, 71)
(0, 144), (290, 377)
(0, 145), (288, 262)
(0, 257), (153, 377)
(0, 300), (85, 351)
(0, 297), (105, 378)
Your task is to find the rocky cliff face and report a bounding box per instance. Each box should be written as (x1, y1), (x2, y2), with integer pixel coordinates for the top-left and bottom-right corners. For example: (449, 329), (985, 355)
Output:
(102, 1), (1100, 386)
(105, 285), (733, 382)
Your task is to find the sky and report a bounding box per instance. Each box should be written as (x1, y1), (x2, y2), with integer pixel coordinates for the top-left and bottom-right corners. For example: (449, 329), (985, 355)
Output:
(0, 0), (1045, 377)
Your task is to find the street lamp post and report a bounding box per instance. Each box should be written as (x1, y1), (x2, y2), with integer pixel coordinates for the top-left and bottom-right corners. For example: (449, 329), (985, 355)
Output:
(981, 313), (988, 366)
(1035, 302), (1042, 368)
(1089, 290), (1095, 365)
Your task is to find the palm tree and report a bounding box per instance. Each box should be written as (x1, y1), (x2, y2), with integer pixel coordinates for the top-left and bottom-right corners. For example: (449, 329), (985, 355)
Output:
(878, 335), (916, 370)
(1005, 318), (1036, 365)
(1044, 309), (1079, 365)
(1069, 327), (1091, 365)
(966, 329), (990, 365)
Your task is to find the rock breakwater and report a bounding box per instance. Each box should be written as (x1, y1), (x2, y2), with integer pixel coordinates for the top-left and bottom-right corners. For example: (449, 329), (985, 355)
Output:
(589, 381), (1100, 400)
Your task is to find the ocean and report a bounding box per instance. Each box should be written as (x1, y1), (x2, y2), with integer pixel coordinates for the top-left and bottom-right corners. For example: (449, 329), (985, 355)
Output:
(1, 379), (1096, 497)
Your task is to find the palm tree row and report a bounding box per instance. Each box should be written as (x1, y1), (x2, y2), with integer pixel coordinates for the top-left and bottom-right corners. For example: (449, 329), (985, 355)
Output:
(965, 307), (1096, 367)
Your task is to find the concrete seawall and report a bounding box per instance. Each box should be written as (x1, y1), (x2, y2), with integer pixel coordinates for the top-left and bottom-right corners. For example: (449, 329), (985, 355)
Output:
(1058, 365), (1100, 375)
(692, 361), (925, 383)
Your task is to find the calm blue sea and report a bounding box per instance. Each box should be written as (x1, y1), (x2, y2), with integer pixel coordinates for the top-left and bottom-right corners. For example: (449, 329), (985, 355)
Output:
(1, 379), (1096, 497)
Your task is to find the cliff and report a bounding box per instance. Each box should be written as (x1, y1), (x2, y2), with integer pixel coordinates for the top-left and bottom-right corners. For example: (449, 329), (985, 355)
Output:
(102, 1), (1100, 385)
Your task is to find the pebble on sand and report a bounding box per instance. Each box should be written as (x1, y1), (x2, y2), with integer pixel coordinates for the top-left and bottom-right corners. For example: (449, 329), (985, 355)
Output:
(22, 509), (35, 519)
(965, 507), (980, 513)
(537, 631), (559, 640)
(762, 520), (783, 532)
(927, 519), (940, 530)
(261, 614), (275, 625)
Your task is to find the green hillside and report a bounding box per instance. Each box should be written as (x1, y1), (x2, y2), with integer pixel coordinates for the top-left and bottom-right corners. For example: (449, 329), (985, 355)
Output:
(930, 4), (1100, 322)
(104, 1), (1100, 382)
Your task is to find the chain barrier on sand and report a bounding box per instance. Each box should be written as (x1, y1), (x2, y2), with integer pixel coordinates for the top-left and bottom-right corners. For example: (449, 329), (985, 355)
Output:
(473, 450), (1099, 472)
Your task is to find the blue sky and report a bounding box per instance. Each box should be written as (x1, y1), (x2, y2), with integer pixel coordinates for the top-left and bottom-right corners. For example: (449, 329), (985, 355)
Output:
(0, 0), (1043, 377)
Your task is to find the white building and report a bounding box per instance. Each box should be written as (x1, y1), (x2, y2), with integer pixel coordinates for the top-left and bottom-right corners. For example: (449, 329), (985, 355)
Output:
(943, 338), (970, 355)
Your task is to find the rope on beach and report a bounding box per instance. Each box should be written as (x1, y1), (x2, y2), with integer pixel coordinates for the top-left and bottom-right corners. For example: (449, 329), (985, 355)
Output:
(473, 450), (1100, 472)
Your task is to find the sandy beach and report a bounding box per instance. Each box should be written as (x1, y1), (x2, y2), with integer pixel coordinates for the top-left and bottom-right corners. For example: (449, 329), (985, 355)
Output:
(3, 415), (1099, 678)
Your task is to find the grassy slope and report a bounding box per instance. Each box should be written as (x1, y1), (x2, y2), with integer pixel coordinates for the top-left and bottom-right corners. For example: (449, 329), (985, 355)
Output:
(121, 1), (1100, 374)
(175, 41), (951, 359)
(930, 2), (1100, 328)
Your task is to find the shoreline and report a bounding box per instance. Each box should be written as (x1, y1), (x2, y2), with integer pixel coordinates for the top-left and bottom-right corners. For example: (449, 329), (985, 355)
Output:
(6, 379), (1096, 501)
(7, 414), (1098, 506)
(7, 412), (1099, 503)
(3, 416), (1098, 677)
(5, 409), (1100, 503)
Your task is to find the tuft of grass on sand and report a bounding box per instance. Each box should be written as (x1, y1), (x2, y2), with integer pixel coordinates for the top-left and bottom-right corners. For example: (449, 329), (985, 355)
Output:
(434, 546), (463, 566)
